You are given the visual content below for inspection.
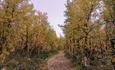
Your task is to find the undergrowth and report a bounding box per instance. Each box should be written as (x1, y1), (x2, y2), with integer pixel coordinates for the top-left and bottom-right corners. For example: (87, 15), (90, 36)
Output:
(0, 49), (58, 70)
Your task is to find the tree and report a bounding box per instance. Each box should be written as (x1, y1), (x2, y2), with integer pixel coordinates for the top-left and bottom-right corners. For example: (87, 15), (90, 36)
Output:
(64, 0), (111, 68)
(103, 0), (115, 39)
(0, 0), (58, 63)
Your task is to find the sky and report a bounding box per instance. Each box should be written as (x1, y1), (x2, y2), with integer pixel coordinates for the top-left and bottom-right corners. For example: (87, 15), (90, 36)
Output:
(31, 0), (66, 37)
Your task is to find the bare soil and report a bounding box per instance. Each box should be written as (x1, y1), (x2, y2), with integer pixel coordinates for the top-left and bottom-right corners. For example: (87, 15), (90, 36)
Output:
(47, 51), (76, 70)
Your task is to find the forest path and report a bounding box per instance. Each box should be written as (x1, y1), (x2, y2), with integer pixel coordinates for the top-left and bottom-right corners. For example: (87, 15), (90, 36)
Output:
(47, 51), (76, 70)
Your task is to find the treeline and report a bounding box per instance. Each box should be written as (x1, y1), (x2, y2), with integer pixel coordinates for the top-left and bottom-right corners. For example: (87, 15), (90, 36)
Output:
(0, 0), (60, 69)
(64, 0), (115, 70)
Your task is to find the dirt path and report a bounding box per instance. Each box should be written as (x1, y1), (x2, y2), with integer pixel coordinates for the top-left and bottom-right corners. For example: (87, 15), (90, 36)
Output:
(47, 51), (76, 70)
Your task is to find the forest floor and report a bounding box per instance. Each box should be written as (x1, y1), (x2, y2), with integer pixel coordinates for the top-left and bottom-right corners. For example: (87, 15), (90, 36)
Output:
(42, 51), (76, 70)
